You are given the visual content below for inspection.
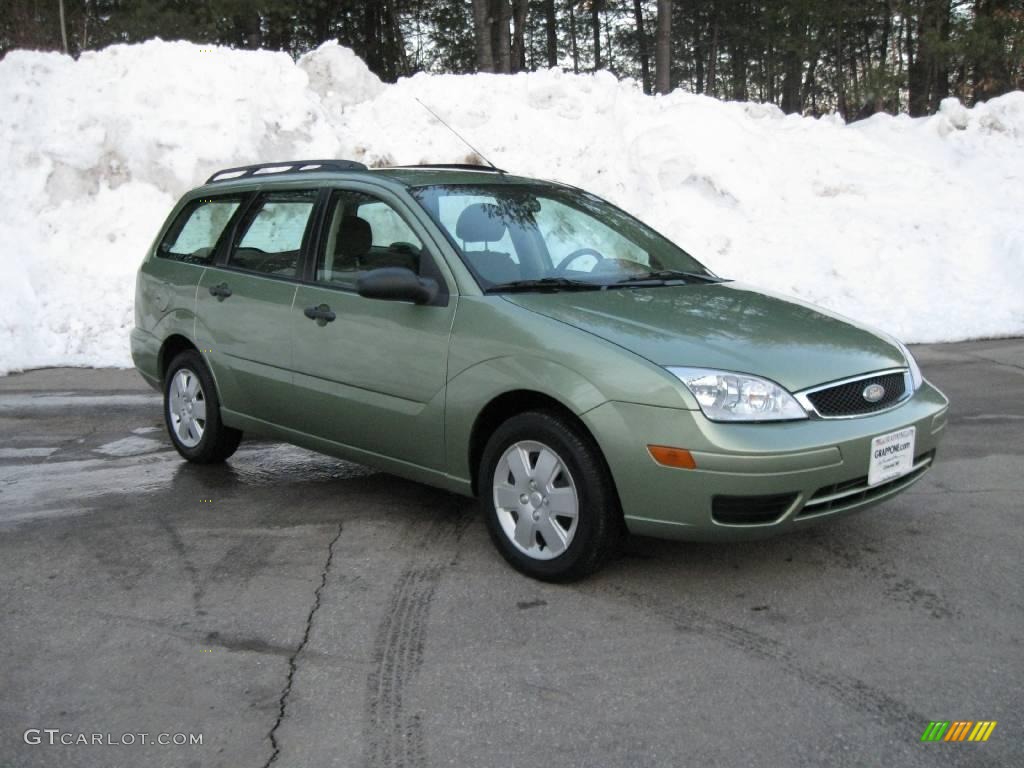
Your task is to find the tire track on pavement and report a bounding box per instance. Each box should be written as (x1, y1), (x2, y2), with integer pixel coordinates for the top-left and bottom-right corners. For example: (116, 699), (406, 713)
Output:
(363, 510), (469, 768)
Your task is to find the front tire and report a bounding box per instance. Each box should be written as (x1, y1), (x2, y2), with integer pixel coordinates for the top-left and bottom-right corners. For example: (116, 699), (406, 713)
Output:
(164, 350), (242, 463)
(479, 410), (622, 582)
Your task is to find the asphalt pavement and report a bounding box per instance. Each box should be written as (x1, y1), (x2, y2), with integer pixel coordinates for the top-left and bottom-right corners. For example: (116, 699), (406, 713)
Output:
(1, 340), (1022, 768)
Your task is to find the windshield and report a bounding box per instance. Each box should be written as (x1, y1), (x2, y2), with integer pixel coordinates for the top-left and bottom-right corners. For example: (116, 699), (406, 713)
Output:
(409, 183), (716, 291)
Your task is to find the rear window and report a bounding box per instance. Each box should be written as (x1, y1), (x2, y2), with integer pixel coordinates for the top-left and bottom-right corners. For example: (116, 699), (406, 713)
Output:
(158, 197), (242, 264)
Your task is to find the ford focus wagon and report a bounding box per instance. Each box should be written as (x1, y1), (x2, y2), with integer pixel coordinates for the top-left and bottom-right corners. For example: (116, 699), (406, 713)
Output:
(132, 159), (949, 581)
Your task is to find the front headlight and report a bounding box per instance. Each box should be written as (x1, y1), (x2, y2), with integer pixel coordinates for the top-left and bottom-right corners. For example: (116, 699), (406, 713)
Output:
(895, 340), (923, 391)
(667, 367), (808, 422)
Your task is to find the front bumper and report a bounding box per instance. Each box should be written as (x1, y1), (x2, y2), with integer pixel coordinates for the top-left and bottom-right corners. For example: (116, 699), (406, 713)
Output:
(582, 380), (949, 541)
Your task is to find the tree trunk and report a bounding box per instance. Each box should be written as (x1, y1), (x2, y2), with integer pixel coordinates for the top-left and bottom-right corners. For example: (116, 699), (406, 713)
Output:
(233, 11), (261, 49)
(493, 0), (513, 73)
(972, 0), (1011, 102)
(730, 40), (747, 100)
(836, 12), (848, 118)
(544, 0), (558, 67)
(58, 0), (69, 54)
(263, 9), (288, 53)
(364, 3), (382, 73)
(592, 0), (602, 71)
(695, 41), (705, 93)
(908, 0), (953, 114)
(512, 0), (529, 71)
(879, 5), (891, 65)
(780, 54), (802, 112)
(314, 3), (332, 46)
(472, 0), (495, 72)
(934, 0), (951, 108)
(634, 0), (651, 93)
(908, 13), (928, 114)
(655, 0), (672, 94)
(569, 2), (580, 73)
(779, 7), (804, 114)
(706, 1), (719, 95)
(384, 0), (408, 80)
(800, 51), (819, 114)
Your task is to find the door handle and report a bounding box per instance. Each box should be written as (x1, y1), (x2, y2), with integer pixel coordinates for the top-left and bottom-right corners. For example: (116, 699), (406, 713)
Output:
(208, 282), (232, 300)
(304, 304), (336, 324)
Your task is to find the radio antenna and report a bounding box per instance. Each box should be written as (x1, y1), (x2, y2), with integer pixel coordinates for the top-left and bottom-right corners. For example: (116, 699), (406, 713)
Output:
(414, 98), (501, 172)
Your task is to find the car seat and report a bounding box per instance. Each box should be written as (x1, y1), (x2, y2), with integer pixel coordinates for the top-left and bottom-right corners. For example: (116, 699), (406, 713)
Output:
(455, 203), (520, 284)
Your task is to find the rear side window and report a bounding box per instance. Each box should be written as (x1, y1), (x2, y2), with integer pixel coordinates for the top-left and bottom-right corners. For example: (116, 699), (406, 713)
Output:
(229, 190), (317, 278)
(159, 197), (242, 264)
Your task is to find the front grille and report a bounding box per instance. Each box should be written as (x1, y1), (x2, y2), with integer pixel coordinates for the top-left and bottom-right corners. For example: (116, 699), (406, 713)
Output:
(712, 493), (798, 525)
(799, 450), (935, 517)
(806, 372), (906, 417)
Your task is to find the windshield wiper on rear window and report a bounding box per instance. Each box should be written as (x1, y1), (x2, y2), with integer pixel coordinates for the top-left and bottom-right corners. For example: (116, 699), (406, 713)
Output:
(485, 277), (605, 294)
(616, 269), (727, 285)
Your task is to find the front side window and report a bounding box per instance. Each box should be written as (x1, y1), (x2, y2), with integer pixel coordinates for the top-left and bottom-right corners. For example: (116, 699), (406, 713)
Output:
(229, 190), (317, 278)
(316, 190), (425, 288)
(159, 197), (242, 264)
(410, 184), (713, 290)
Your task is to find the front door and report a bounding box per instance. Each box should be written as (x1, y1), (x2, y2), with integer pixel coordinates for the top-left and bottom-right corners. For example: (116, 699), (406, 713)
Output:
(289, 188), (455, 470)
(196, 189), (317, 421)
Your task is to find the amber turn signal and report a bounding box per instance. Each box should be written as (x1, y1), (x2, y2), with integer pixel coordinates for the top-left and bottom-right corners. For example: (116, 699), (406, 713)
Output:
(646, 445), (697, 469)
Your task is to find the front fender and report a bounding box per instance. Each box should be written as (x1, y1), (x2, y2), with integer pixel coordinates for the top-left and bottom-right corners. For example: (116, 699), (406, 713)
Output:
(444, 355), (608, 481)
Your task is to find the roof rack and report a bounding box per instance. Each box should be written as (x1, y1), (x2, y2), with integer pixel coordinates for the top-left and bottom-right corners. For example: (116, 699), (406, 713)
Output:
(206, 159), (368, 184)
(393, 163), (506, 173)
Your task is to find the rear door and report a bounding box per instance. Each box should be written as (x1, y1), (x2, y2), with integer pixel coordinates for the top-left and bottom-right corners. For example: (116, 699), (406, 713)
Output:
(289, 186), (456, 470)
(195, 188), (319, 422)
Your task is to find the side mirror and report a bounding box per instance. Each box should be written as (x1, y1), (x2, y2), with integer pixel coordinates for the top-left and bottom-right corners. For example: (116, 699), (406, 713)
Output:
(356, 267), (438, 305)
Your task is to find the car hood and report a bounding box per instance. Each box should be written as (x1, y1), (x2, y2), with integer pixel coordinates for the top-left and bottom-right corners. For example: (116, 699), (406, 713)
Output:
(503, 282), (906, 392)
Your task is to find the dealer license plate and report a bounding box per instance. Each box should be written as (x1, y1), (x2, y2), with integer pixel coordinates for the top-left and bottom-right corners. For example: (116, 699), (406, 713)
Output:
(868, 427), (916, 487)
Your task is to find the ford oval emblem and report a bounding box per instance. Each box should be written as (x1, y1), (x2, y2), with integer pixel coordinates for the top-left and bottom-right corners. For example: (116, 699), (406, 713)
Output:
(863, 383), (885, 403)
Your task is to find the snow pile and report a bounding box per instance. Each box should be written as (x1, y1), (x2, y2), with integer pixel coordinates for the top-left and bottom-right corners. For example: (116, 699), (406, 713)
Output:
(1, 40), (1022, 374)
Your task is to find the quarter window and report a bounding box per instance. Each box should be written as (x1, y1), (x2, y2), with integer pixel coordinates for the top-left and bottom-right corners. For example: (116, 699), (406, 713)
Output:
(229, 190), (317, 278)
(158, 197), (241, 264)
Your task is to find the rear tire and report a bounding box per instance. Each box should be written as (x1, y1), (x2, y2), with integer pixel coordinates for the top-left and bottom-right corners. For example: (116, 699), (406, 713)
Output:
(163, 350), (242, 463)
(479, 410), (622, 582)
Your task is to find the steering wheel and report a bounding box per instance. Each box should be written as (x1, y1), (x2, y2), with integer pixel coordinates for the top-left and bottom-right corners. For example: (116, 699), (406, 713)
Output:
(555, 247), (606, 275)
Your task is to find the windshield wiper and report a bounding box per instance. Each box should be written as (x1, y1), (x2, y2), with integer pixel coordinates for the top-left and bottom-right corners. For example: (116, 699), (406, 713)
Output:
(485, 277), (604, 294)
(616, 269), (726, 285)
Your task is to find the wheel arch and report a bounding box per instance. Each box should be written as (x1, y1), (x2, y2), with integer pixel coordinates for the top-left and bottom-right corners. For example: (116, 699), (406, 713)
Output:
(446, 355), (609, 493)
(158, 334), (200, 380)
(467, 389), (615, 500)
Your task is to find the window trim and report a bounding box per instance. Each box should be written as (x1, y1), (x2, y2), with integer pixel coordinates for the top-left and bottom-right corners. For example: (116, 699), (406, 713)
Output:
(306, 186), (450, 307)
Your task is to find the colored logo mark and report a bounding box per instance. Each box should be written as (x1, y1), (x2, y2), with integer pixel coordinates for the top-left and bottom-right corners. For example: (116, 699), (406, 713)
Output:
(921, 721), (997, 742)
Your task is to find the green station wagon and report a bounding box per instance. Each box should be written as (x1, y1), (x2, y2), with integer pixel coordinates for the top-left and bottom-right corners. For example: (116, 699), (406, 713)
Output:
(132, 159), (949, 581)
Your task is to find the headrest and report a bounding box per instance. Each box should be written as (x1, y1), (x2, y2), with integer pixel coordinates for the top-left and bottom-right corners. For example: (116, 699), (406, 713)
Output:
(337, 215), (372, 258)
(455, 203), (506, 243)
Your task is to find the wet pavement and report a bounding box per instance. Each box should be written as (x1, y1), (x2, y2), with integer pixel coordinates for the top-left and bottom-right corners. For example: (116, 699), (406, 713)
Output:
(1, 341), (1022, 768)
